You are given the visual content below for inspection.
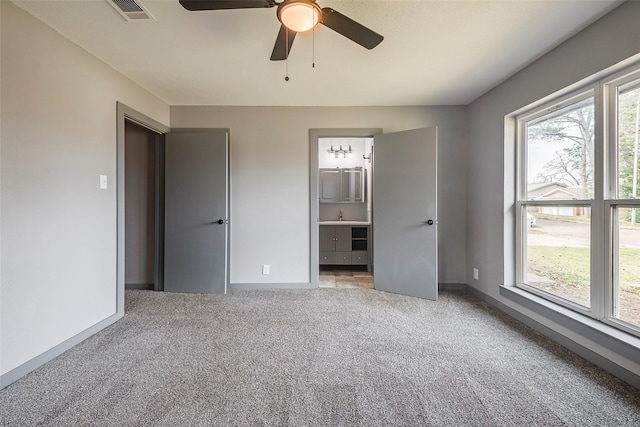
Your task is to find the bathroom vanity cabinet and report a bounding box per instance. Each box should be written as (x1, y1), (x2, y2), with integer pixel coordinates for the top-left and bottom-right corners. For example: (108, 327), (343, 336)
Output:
(319, 225), (369, 268)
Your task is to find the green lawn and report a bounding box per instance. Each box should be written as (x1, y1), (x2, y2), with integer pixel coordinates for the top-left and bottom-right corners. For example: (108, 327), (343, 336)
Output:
(528, 246), (640, 295)
(618, 248), (640, 292)
(528, 246), (589, 287)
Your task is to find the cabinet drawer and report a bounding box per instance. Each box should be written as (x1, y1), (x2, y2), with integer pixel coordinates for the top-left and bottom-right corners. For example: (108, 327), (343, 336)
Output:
(334, 252), (352, 265)
(351, 251), (368, 265)
(320, 252), (336, 264)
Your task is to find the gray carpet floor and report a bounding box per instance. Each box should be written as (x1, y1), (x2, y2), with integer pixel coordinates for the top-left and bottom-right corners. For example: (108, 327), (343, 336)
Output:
(1, 288), (640, 426)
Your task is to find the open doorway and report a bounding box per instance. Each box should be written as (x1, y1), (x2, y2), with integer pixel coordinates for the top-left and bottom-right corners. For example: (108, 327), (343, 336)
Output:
(117, 103), (170, 313)
(309, 128), (381, 289)
(310, 127), (438, 299)
(124, 120), (164, 291)
(118, 104), (230, 300)
(317, 136), (374, 289)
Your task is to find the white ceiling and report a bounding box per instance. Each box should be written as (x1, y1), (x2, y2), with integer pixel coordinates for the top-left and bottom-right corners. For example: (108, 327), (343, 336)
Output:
(12, 0), (623, 106)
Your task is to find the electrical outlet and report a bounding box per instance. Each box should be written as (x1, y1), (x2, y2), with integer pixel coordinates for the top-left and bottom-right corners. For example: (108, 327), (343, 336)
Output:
(473, 268), (479, 280)
(262, 265), (270, 275)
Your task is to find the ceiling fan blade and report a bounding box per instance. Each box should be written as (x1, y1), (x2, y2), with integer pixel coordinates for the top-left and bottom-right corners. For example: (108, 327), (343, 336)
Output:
(179, 0), (276, 11)
(320, 8), (383, 49)
(270, 25), (297, 61)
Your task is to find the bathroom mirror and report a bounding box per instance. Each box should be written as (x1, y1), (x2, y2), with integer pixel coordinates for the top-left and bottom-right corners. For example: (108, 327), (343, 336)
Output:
(320, 167), (365, 203)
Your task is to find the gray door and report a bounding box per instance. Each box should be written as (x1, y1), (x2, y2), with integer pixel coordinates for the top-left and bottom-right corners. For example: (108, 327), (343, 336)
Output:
(373, 127), (438, 300)
(164, 129), (229, 294)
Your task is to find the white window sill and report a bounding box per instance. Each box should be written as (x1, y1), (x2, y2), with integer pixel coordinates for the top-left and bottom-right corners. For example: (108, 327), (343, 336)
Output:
(499, 285), (640, 352)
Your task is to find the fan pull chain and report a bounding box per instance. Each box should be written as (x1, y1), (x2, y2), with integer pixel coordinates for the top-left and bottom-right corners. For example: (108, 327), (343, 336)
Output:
(285, 28), (290, 82)
(285, 58), (289, 81)
(312, 27), (315, 68)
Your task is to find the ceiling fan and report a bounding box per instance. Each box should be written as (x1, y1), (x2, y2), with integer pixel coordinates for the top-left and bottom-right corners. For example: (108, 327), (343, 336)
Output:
(179, 0), (384, 61)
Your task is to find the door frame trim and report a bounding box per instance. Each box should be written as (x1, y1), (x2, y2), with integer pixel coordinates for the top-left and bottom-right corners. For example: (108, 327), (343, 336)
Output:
(309, 128), (381, 287)
(117, 102), (169, 311)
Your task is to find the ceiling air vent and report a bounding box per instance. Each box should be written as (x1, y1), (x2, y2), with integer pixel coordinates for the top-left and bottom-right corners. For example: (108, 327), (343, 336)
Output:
(107, 0), (156, 21)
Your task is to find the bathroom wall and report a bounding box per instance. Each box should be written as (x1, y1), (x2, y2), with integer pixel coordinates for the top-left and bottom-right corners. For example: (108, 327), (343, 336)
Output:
(318, 137), (372, 222)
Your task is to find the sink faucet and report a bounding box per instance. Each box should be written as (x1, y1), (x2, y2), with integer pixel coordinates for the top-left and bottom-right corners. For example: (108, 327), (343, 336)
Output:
(339, 211), (343, 221)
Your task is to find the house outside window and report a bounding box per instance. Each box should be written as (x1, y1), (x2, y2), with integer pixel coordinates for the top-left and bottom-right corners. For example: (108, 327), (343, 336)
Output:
(516, 62), (640, 337)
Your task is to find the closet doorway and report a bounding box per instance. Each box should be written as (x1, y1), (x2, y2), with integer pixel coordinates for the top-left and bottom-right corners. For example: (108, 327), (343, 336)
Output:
(124, 120), (164, 291)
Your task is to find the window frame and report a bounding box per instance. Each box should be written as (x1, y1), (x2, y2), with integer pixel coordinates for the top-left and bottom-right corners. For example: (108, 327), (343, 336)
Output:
(516, 201), (595, 314)
(606, 66), (640, 200)
(605, 201), (640, 336)
(516, 87), (598, 316)
(515, 62), (640, 338)
(603, 67), (640, 335)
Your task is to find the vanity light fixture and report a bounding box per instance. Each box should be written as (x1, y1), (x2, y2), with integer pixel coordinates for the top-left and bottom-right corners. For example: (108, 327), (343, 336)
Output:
(327, 145), (353, 159)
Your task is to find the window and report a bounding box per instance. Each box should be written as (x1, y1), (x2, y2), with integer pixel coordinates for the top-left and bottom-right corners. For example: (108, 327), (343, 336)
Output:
(518, 91), (595, 313)
(516, 63), (640, 336)
(612, 205), (640, 327)
(609, 69), (640, 333)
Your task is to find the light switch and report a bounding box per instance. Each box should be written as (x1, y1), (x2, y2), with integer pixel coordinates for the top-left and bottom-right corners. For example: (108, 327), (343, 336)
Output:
(100, 175), (108, 190)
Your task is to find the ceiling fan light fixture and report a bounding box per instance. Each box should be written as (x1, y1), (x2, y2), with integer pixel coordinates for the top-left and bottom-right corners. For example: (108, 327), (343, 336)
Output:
(278, 0), (321, 33)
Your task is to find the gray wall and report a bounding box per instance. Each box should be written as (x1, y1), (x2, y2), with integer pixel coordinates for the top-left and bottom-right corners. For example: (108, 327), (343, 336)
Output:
(1, 0), (467, 380)
(125, 121), (157, 288)
(2, 0), (637, 389)
(0, 2), (169, 376)
(171, 106), (468, 285)
(467, 1), (640, 376)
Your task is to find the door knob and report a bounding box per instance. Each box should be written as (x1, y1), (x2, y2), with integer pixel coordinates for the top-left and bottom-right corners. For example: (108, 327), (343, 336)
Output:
(425, 219), (434, 225)
(214, 219), (225, 225)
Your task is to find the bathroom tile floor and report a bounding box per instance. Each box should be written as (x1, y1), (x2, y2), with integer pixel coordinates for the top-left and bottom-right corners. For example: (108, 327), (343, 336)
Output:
(319, 269), (374, 289)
